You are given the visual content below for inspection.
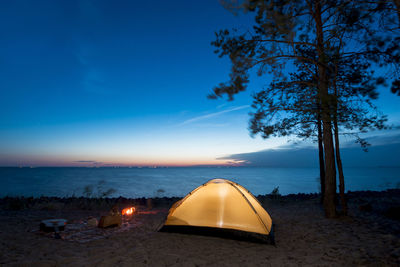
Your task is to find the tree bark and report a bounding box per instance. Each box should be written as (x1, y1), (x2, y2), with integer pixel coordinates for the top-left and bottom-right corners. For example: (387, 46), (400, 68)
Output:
(333, 115), (347, 215)
(321, 117), (337, 218)
(332, 50), (347, 215)
(314, 0), (337, 218)
(317, 115), (325, 202)
(393, 0), (400, 27)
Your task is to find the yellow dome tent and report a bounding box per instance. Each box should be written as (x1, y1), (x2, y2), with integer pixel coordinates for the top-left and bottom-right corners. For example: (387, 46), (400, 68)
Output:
(160, 179), (274, 243)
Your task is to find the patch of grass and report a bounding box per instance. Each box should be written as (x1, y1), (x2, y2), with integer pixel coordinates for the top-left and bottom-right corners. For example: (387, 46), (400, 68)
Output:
(155, 188), (166, 197)
(83, 180), (116, 198)
(270, 186), (281, 199)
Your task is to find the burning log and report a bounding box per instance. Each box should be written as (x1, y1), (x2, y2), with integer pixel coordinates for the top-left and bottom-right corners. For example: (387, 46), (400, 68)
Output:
(98, 205), (135, 228)
(121, 207), (135, 216)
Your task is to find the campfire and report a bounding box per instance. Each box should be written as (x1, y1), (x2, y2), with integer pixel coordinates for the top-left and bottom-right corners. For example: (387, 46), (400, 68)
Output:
(122, 207), (136, 216)
(98, 206), (136, 228)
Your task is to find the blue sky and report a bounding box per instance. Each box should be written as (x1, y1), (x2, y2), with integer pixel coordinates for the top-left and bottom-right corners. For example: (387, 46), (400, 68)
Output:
(0, 0), (399, 167)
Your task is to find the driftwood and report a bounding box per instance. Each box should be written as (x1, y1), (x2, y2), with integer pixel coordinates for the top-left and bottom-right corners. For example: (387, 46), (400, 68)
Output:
(98, 214), (122, 228)
(98, 205), (122, 228)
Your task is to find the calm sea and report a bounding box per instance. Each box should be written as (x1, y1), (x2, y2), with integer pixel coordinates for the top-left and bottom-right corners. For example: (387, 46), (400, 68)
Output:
(0, 167), (399, 198)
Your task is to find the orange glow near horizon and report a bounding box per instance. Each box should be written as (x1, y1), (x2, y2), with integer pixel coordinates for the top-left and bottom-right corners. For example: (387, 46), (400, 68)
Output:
(0, 154), (246, 167)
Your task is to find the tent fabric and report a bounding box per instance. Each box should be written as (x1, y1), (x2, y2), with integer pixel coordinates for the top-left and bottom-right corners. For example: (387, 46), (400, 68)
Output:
(163, 179), (273, 236)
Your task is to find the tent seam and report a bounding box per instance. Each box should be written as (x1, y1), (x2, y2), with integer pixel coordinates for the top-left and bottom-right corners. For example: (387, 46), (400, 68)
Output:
(228, 182), (271, 234)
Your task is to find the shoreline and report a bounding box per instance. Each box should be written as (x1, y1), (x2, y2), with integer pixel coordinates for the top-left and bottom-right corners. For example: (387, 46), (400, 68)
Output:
(1, 188), (399, 210)
(1, 189), (399, 266)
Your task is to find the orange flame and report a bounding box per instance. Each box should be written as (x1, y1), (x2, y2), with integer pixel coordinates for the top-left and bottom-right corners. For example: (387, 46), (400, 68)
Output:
(122, 207), (135, 215)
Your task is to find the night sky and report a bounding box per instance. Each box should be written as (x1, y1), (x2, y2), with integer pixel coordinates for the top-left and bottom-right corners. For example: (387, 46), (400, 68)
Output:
(1, 0), (399, 167)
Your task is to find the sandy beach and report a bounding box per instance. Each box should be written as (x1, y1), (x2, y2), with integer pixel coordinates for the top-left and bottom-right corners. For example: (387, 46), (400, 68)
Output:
(0, 190), (399, 266)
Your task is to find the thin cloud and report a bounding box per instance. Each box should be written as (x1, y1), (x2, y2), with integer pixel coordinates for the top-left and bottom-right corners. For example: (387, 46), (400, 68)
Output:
(219, 134), (400, 168)
(180, 105), (250, 126)
(74, 160), (102, 164)
(340, 129), (400, 148)
(216, 103), (228, 109)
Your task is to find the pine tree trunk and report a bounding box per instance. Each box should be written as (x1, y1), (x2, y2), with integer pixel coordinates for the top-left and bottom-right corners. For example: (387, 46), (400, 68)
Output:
(314, 0), (337, 218)
(332, 55), (346, 215)
(393, 0), (400, 26)
(321, 118), (337, 218)
(334, 116), (347, 215)
(317, 116), (325, 203)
